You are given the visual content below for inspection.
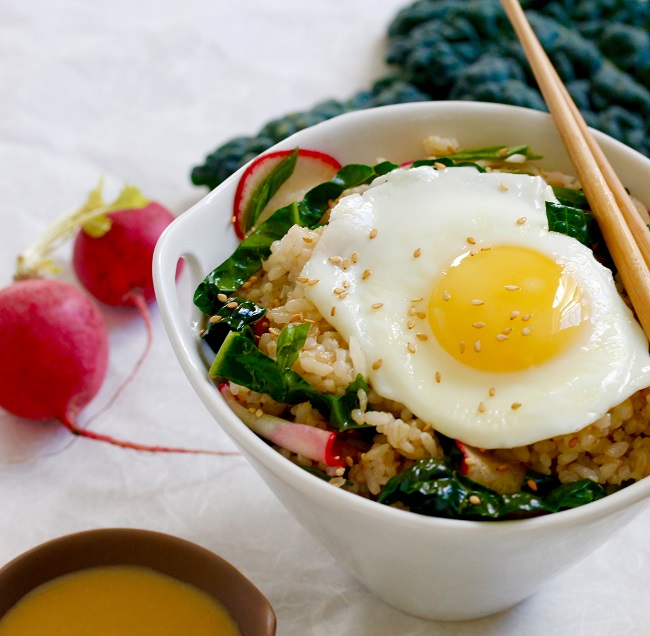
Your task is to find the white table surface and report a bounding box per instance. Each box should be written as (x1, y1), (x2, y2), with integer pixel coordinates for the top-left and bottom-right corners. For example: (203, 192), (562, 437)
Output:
(2, 1), (650, 634)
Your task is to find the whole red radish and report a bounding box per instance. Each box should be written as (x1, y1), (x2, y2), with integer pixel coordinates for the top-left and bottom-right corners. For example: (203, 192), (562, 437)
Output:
(72, 201), (175, 307)
(7, 184), (234, 455)
(0, 279), (109, 424)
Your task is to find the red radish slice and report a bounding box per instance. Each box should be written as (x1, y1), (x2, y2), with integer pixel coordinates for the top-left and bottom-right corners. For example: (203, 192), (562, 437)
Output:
(232, 149), (341, 239)
(456, 441), (525, 494)
(220, 384), (356, 467)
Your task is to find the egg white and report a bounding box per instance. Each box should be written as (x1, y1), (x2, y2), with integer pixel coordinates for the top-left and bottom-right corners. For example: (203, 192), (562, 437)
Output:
(300, 166), (650, 448)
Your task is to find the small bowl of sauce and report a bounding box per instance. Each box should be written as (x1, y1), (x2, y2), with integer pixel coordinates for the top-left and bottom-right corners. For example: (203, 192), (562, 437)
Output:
(0, 528), (276, 636)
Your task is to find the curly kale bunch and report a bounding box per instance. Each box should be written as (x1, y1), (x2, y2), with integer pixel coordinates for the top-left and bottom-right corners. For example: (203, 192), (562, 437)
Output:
(191, 77), (428, 190)
(387, 0), (650, 152)
(192, 0), (650, 190)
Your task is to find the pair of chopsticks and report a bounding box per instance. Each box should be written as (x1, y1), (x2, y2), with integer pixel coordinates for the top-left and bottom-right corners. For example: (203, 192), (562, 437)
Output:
(500, 0), (650, 340)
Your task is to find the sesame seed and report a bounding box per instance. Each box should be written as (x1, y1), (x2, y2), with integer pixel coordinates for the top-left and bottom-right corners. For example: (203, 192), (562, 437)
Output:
(342, 258), (350, 270)
(307, 279), (319, 286)
(489, 387), (496, 397)
(478, 402), (486, 413)
(502, 327), (513, 335)
(217, 293), (228, 303)
(339, 291), (348, 299)
(504, 285), (520, 291)
(289, 313), (302, 322)
(329, 256), (342, 264)
(460, 341), (466, 353)
(343, 281), (350, 289)
(249, 275), (258, 283)
(497, 147), (509, 156)
(242, 281), (252, 289)
(474, 340), (482, 352)
(413, 247), (422, 258)
(467, 237), (476, 245)
(372, 302), (383, 309)
(522, 327), (532, 336)
(435, 371), (442, 383)
(434, 161), (447, 170)
(408, 306), (417, 316)
(522, 313), (532, 321)
(333, 287), (344, 295)
(248, 407), (256, 414)
(231, 216), (237, 224)
(527, 479), (538, 491)
(496, 334), (509, 341)
(362, 269), (372, 280)
(472, 322), (486, 329)
(568, 437), (578, 448)
(516, 216), (527, 225)
(499, 182), (510, 192)
(226, 301), (238, 309)
(407, 320), (415, 330)
(510, 310), (520, 320)
(255, 409), (264, 418)
(471, 299), (484, 306)
(511, 402), (522, 410)
(330, 306), (336, 317)
(209, 315), (223, 323)
(407, 342), (417, 353)
(412, 297), (424, 303)
(481, 246), (493, 251)
(496, 464), (509, 472)
(199, 328), (205, 336)
(369, 228), (378, 239)
(351, 251), (359, 263)
(442, 291), (451, 301)
(372, 359), (383, 370)
(416, 311), (427, 319)
(302, 236), (313, 243)
(416, 333), (428, 341)
(469, 495), (482, 505)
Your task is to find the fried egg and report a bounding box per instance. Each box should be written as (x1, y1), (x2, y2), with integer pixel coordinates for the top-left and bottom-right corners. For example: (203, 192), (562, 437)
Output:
(300, 165), (650, 448)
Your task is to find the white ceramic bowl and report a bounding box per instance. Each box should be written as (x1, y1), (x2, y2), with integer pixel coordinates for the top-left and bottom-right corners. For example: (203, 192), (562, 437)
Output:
(153, 102), (650, 621)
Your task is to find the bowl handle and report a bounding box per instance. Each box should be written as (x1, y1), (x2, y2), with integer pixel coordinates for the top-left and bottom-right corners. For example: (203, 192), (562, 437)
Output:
(153, 216), (208, 374)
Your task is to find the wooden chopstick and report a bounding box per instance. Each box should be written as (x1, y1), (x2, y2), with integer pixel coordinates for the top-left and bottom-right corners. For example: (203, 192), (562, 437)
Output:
(500, 0), (650, 340)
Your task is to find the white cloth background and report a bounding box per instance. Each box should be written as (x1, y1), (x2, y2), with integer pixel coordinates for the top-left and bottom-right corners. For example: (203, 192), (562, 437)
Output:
(1, 1), (649, 634)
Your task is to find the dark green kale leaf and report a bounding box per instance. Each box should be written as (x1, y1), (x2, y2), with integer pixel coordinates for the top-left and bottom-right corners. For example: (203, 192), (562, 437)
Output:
(210, 328), (371, 430)
(193, 161), (398, 315)
(545, 201), (595, 247)
(379, 456), (606, 520)
(201, 297), (267, 352)
(551, 185), (589, 209)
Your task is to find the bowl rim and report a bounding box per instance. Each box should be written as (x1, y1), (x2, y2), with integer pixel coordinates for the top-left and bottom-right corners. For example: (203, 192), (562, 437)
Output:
(154, 100), (650, 534)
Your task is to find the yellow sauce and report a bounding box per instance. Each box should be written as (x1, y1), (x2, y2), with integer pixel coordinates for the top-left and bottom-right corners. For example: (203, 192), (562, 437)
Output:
(0, 565), (241, 635)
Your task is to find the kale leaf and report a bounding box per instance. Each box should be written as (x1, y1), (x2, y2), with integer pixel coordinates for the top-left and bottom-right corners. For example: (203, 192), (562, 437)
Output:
(209, 328), (370, 430)
(379, 456), (606, 520)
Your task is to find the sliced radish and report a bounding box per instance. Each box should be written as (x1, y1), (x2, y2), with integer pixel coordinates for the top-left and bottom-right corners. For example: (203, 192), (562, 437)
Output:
(232, 148), (341, 239)
(220, 384), (355, 468)
(456, 441), (525, 494)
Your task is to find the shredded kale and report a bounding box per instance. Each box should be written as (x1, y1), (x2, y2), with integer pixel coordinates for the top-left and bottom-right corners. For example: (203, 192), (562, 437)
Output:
(444, 144), (543, 161)
(201, 297), (267, 353)
(379, 457), (606, 520)
(545, 201), (595, 247)
(209, 328), (370, 430)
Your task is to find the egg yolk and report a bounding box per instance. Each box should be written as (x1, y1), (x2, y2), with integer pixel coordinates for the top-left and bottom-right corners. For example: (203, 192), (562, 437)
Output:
(429, 245), (588, 372)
